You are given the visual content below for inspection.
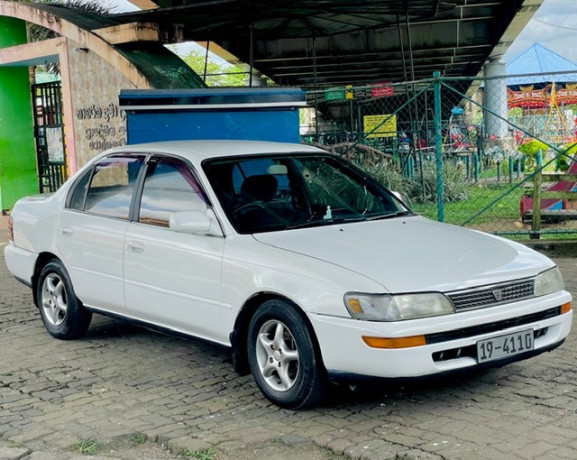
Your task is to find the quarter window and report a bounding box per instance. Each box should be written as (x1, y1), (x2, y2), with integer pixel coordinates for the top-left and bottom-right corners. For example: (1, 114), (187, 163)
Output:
(68, 170), (92, 211)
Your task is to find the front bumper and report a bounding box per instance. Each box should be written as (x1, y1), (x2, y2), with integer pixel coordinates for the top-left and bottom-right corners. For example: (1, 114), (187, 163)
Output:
(311, 291), (572, 379)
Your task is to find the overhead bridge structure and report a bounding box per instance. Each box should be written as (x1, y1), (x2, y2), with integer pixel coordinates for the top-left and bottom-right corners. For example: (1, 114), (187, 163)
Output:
(117, 0), (541, 87)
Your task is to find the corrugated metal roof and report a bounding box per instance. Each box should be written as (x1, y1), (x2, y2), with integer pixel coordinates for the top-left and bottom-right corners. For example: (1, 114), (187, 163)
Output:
(507, 43), (577, 85)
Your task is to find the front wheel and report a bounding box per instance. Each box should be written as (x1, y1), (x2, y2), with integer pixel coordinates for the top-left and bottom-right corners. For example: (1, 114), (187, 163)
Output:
(247, 300), (326, 409)
(37, 260), (92, 340)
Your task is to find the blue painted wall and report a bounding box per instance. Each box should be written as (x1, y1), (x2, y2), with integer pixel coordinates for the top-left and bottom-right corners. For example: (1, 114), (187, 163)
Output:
(120, 88), (305, 144)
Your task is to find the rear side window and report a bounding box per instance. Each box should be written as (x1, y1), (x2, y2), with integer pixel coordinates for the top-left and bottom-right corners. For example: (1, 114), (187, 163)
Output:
(137, 157), (208, 227)
(69, 156), (145, 219)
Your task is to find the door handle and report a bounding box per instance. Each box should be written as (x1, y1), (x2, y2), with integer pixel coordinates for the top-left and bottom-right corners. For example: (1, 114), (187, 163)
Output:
(127, 240), (145, 252)
(61, 227), (73, 236)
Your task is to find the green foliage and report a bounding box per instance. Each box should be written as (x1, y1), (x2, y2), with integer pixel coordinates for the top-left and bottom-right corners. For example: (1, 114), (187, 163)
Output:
(517, 139), (548, 156)
(517, 139), (549, 171)
(557, 142), (577, 172)
(359, 160), (411, 200)
(174, 48), (247, 87)
(130, 433), (147, 446)
(354, 159), (468, 205)
(75, 439), (98, 455)
(185, 448), (216, 460)
(409, 162), (468, 204)
(412, 184), (523, 225)
(517, 141), (577, 173)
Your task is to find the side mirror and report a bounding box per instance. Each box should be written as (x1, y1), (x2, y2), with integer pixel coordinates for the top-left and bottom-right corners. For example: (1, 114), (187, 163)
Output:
(169, 210), (219, 235)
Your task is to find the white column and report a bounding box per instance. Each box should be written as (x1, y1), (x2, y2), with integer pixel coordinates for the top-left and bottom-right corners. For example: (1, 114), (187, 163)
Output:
(484, 59), (508, 138)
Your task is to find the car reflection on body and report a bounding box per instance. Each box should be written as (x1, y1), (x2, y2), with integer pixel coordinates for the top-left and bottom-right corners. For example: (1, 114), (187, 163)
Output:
(4, 140), (572, 409)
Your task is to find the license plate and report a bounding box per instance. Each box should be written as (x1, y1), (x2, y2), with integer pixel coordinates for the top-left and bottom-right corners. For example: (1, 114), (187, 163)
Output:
(477, 329), (534, 363)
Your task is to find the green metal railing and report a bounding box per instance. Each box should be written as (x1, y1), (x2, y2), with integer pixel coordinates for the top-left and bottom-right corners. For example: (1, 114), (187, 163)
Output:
(302, 70), (577, 240)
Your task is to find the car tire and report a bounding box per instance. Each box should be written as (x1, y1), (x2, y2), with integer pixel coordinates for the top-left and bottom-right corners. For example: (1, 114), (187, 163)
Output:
(247, 299), (326, 409)
(37, 260), (92, 340)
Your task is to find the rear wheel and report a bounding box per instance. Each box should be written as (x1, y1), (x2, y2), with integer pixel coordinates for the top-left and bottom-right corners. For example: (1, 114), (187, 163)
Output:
(37, 260), (92, 340)
(247, 299), (325, 409)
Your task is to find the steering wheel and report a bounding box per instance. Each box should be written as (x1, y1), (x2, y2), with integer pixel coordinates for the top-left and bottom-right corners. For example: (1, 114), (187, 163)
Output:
(232, 202), (267, 217)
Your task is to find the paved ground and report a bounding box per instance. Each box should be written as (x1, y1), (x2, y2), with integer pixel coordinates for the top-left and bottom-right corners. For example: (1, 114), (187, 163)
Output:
(1, 213), (577, 460)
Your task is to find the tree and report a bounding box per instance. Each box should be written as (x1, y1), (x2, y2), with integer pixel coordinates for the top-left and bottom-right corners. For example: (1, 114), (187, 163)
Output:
(517, 139), (549, 171)
(174, 48), (248, 87)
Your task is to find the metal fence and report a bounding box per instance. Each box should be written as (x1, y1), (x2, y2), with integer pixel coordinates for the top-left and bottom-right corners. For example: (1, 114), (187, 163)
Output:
(301, 71), (577, 240)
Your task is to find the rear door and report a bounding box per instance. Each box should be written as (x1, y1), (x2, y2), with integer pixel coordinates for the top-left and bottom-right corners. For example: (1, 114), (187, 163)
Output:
(58, 155), (146, 312)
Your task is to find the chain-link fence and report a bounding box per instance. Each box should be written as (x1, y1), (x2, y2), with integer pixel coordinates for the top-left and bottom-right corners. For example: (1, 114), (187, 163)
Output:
(301, 71), (577, 240)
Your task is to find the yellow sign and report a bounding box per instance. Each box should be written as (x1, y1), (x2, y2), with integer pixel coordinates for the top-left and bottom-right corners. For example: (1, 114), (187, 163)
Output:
(345, 84), (354, 100)
(363, 114), (397, 138)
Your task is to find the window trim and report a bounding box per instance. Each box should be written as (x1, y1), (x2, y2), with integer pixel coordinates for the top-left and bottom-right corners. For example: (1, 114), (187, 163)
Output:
(135, 155), (211, 228)
(65, 153), (147, 221)
(64, 151), (220, 232)
(65, 167), (94, 211)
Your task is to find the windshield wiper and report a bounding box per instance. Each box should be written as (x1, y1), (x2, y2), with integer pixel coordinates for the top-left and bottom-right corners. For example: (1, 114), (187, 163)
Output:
(286, 215), (368, 230)
(366, 210), (414, 221)
(286, 211), (413, 230)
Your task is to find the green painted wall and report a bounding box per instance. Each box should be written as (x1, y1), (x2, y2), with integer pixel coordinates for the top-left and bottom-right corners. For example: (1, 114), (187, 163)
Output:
(0, 17), (38, 211)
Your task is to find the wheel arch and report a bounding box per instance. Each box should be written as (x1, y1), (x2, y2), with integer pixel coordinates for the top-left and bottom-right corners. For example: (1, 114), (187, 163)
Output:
(31, 252), (61, 307)
(229, 291), (325, 376)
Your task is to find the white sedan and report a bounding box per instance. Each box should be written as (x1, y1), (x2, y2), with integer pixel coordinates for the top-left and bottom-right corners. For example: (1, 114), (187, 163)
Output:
(4, 140), (572, 409)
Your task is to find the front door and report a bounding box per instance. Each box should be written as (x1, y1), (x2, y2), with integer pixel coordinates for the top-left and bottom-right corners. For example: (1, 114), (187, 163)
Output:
(123, 156), (226, 342)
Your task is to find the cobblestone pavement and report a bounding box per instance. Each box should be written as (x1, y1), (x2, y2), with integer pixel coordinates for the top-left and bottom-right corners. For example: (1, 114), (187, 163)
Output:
(1, 214), (577, 460)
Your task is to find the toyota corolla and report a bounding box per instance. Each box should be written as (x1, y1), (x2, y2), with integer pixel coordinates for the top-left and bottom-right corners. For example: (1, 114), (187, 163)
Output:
(4, 140), (572, 409)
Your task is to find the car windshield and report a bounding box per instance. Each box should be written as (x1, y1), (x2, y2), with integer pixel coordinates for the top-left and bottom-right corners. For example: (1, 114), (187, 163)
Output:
(203, 152), (411, 234)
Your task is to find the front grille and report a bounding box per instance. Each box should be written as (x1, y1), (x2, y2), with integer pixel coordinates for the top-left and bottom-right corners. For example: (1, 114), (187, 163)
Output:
(426, 306), (560, 344)
(448, 279), (535, 312)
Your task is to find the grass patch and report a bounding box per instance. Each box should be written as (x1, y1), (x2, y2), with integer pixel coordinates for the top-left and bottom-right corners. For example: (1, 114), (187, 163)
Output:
(75, 439), (98, 455)
(185, 448), (216, 460)
(412, 183), (525, 225)
(130, 433), (147, 446)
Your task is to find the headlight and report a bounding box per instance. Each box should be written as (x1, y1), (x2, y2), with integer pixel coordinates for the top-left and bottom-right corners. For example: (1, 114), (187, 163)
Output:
(344, 292), (455, 321)
(534, 267), (564, 296)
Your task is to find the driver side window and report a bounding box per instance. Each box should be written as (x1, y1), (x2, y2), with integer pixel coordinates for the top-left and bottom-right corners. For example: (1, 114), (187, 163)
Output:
(138, 157), (208, 227)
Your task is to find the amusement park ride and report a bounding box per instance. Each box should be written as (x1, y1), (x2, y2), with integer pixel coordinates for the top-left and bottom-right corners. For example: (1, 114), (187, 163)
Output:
(518, 84), (577, 221)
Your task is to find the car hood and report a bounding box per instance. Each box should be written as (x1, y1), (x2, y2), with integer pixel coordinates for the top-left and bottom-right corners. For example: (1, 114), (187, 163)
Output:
(252, 216), (554, 293)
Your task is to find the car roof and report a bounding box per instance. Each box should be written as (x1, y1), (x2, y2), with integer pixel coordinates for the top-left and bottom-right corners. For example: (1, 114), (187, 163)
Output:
(105, 139), (326, 162)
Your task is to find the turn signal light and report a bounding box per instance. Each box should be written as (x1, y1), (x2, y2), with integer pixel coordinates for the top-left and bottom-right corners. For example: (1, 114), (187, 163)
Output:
(561, 302), (572, 314)
(362, 335), (426, 349)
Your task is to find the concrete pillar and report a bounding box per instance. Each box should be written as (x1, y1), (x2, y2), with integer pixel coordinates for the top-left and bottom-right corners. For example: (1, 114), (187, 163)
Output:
(483, 59), (508, 138)
(0, 17), (38, 211)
